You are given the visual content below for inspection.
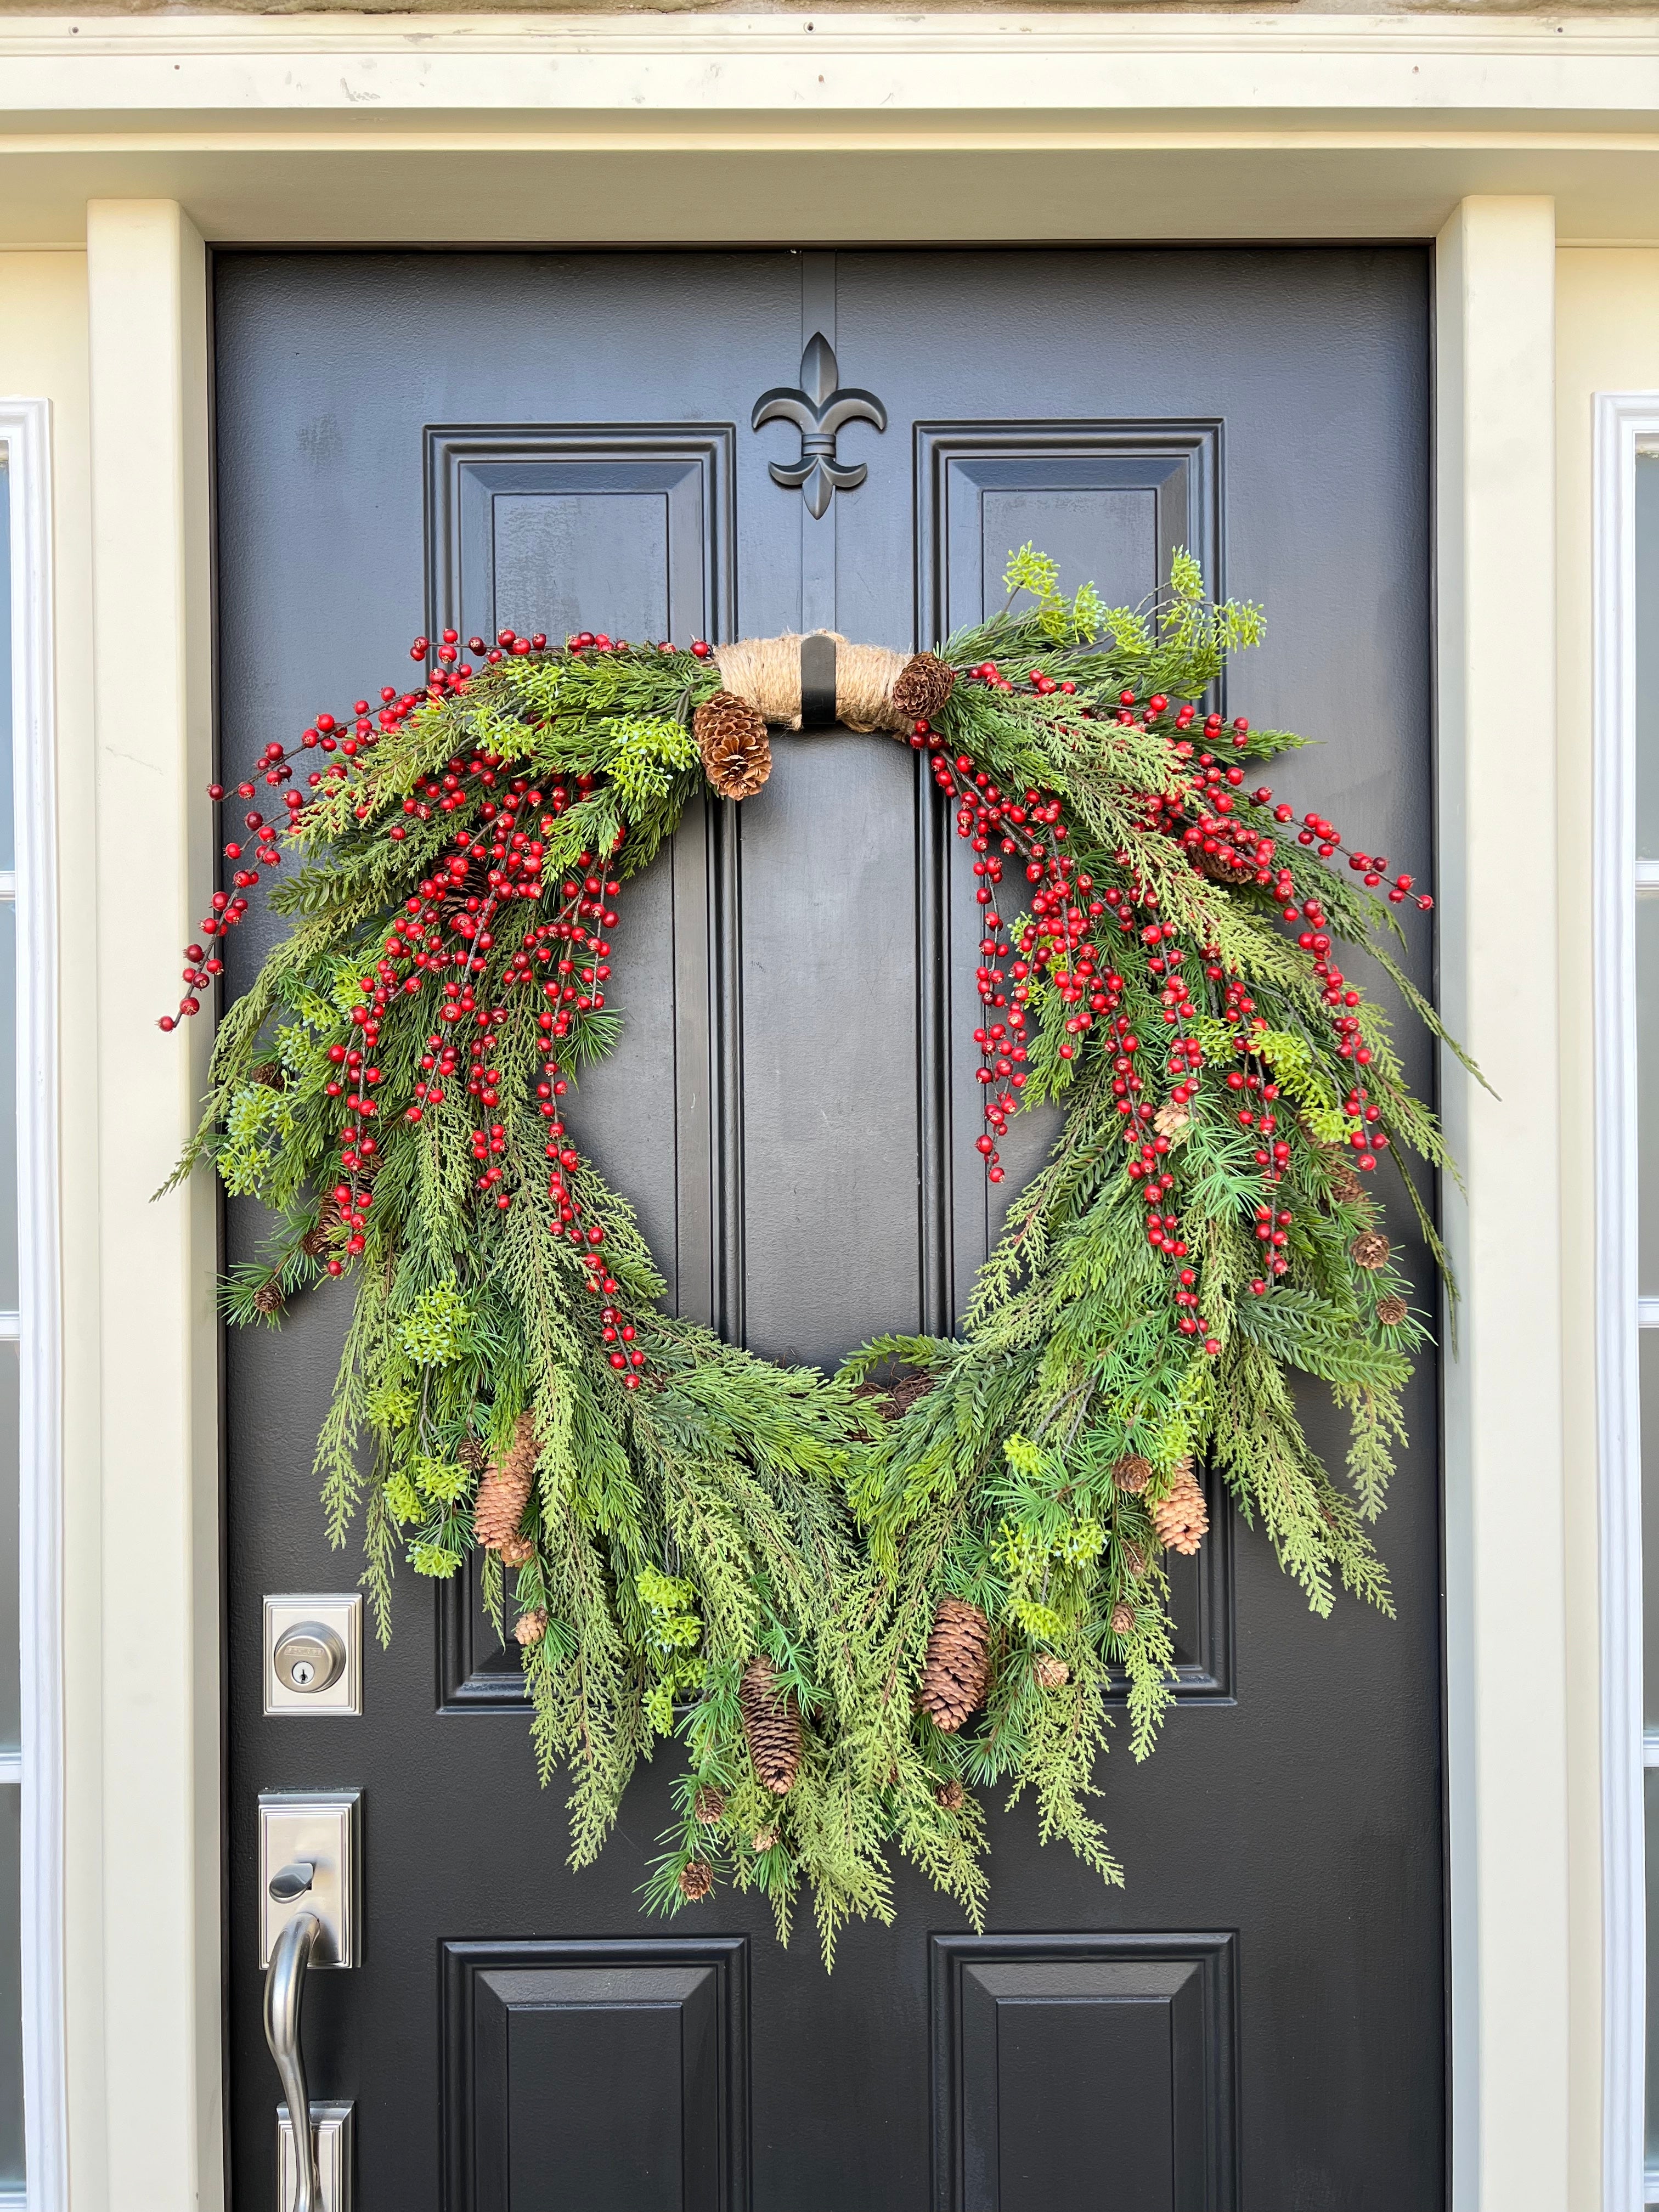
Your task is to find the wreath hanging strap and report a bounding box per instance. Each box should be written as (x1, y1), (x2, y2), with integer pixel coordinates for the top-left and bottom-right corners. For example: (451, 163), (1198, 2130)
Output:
(161, 544), (1466, 1964)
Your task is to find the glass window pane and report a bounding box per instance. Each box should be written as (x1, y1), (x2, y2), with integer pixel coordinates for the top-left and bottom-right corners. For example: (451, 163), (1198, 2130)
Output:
(0, 462), (10, 874)
(1636, 896), (1659, 1294)
(1638, 449), (1659, 860)
(0, 899), (17, 1319)
(1640, 1333), (1659, 1730)
(0, 1783), (20, 2189)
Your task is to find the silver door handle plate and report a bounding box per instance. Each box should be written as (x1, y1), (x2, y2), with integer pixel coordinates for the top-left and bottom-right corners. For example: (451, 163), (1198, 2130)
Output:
(258, 1791), (360, 1968)
(278, 2099), (353, 2212)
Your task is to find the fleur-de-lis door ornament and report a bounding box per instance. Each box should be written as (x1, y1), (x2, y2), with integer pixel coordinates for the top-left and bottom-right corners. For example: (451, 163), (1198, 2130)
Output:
(752, 331), (887, 518)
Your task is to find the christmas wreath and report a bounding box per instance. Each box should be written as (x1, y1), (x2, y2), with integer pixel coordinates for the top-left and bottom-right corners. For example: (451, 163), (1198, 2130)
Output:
(165, 546), (1462, 1960)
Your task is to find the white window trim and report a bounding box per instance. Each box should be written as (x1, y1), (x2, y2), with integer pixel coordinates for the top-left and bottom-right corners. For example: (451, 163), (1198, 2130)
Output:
(1596, 391), (1659, 2212)
(0, 398), (64, 2212)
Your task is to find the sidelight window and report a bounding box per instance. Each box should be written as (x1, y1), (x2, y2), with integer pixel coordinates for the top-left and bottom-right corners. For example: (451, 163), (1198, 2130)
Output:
(0, 400), (62, 2212)
(1598, 400), (1659, 2212)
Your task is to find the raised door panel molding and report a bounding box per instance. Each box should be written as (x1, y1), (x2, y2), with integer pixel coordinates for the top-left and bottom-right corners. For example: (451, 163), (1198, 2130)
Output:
(931, 1932), (1238, 2212)
(423, 424), (737, 652)
(913, 421), (1222, 658)
(442, 1936), (748, 2212)
(425, 424), (741, 1703)
(916, 419), (1231, 1701)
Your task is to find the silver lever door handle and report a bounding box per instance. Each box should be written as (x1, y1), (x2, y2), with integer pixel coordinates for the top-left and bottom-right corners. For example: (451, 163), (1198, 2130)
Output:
(264, 1909), (323, 2212)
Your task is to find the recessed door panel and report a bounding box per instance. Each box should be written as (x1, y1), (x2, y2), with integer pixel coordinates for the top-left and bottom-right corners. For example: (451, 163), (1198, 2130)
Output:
(444, 1939), (747, 2212)
(933, 1933), (1237, 2212)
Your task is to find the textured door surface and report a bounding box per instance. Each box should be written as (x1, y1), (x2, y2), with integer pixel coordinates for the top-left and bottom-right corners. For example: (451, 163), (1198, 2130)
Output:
(217, 247), (1442, 2211)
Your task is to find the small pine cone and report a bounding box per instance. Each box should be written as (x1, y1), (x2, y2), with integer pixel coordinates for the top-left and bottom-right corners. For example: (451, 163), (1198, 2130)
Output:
(1351, 1229), (1391, 1272)
(1152, 1460), (1209, 1558)
(458, 1436), (489, 1474)
(917, 1596), (991, 1734)
(1195, 847), (1257, 887)
(1152, 1098), (1190, 1137)
(1121, 1541), (1148, 1579)
(496, 1534), (535, 1568)
(1376, 1294), (1409, 1328)
(1330, 1166), (1365, 1203)
(300, 1197), (339, 1258)
(513, 1607), (548, 1647)
(853, 1370), (937, 1425)
(1113, 1453), (1153, 1496)
(935, 1779), (967, 1812)
(1109, 1602), (1136, 1637)
(250, 1060), (286, 1091)
(889, 651), (957, 724)
(752, 1827), (778, 1853)
(694, 1785), (727, 1826)
(1034, 1653), (1070, 1689)
(740, 1655), (803, 1795)
(473, 1411), (539, 1555)
(693, 692), (771, 800)
(252, 1280), (284, 1317)
(678, 1859), (714, 1903)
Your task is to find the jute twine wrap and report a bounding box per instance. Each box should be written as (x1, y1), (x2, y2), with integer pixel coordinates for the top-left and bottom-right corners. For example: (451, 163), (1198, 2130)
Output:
(714, 632), (915, 736)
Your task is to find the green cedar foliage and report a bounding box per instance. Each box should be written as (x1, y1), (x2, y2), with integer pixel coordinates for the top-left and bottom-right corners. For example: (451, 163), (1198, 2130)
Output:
(175, 551), (1460, 1963)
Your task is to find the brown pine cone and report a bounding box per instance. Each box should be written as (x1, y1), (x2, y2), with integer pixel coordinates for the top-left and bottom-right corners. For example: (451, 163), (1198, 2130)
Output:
(1121, 1541), (1148, 1579)
(1328, 1163), (1365, 1203)
(1109, 1601), (1136, 1637)
(252, 1280), (284, 1317)
(250, 1060), (286, 1091)
(458, 1436), (489, 1474)
(1351, 1229), (1391, 1272)
(852, 1370), (936, 1424)
(889, 652), (957, 724)
(693, 692), (771, 799)
(473, 1411), (539, 1555)
(1152, 1459), (1209, 1558)
(935, 1779), (967, 1812)
(1033, 1653), (1070, 1689)
(694, 1785), (727, 1826)
(1376, 1294), (1409, 1328)
(496, 1535), (535, 1568)
(740, 1655), (803, 1794)
(1113, 1453), (1153, 1495)
(917, 1596), (991, 1734)
(513, 1607), (548, 1647)
(677, 1859), (714, 1902)
(1195, 846), (1257, 886)
(752, 1827), (778, 1853)
(300, 1197), (340, 1258)
(1152, 1099), (1190, 1137)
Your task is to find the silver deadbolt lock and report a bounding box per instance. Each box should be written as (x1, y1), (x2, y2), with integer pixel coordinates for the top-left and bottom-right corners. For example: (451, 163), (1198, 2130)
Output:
(264, 1595), (361, 1716)
(273, 1622), (346, 1696)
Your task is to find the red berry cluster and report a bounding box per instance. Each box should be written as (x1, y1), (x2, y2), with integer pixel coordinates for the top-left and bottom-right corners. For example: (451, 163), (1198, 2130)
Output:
(159, 670), (441, 1029)
(164, 621), (654, 1376)
(907, 670), (1112, 1187)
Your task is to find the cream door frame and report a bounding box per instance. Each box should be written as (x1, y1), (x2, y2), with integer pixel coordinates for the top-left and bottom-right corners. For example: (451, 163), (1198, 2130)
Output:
(22, 20), (1616, 2204)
